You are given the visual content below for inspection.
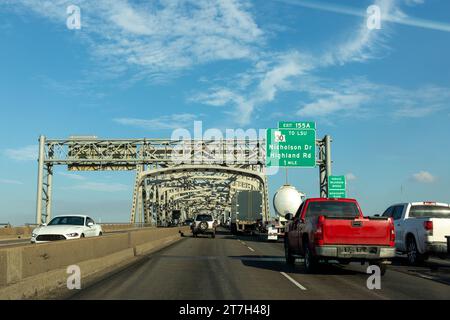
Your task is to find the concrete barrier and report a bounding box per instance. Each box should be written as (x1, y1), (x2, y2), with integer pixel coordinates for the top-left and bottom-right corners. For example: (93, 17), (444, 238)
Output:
(0, 224), (152, 240)
(0, 226), (189, 299)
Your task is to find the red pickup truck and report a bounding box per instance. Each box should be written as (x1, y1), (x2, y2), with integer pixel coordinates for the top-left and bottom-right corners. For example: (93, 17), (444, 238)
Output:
(284, 198), (396, 275)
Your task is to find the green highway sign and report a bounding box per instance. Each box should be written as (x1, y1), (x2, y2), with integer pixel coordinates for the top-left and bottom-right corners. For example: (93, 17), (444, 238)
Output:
(278, 121), (316, 130)
(266, 127), (316, 167)
(328, 175), (346, 198)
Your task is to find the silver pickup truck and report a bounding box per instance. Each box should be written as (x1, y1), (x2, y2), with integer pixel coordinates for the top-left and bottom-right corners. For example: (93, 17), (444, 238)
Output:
(382, 201), (450, 264)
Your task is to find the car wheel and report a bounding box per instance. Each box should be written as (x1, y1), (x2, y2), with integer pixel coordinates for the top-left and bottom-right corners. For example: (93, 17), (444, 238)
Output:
(284, 238), (295, 265)
(98, 231), (103, 236)
(407, 236), (426, 265)
(81, 234), (85, 238)
(304, 244), (318, 273)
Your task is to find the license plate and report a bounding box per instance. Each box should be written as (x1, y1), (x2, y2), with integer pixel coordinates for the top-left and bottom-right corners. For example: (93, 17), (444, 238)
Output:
(341, 247), (368, 254)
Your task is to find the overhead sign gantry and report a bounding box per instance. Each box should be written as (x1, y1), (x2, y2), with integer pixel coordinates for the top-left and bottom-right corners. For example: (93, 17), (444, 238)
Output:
(35, 131), (332, 225)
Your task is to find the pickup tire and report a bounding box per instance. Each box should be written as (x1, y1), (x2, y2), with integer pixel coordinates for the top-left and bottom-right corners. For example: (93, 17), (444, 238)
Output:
(304, 243), (318, 273)
(284, 238), (295, 265)
(406, 236), (428, 265)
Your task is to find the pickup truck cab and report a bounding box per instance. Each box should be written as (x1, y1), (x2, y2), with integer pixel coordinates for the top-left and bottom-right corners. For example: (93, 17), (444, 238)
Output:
(382, 201), (450, 264)
(284, 198), (396, 274)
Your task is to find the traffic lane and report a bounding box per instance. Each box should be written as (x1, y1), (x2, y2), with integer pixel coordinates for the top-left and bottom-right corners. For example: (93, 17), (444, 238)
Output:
(242, 236), (450, 299)
(70, 231), (312, 300)
(389, 256), (450, 286)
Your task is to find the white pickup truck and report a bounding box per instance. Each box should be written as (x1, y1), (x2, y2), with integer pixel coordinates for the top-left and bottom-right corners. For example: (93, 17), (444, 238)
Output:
(382, 201), (450, 264)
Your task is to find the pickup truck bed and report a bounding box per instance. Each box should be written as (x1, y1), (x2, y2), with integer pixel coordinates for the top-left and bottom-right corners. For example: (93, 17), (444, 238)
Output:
(285, 198), (396, 274)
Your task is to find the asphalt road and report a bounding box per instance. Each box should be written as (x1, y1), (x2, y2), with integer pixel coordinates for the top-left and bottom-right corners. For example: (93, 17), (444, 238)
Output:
(69, 228), (450, 300)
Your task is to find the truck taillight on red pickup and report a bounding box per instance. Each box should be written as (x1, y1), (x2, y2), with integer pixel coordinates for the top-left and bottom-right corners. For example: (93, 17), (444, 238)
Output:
(389, 218), (396, 247)
(314, 215), (325, 246)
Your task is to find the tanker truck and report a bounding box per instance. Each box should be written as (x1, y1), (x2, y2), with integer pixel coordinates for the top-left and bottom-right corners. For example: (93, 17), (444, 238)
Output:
(268, 185), (305, 240)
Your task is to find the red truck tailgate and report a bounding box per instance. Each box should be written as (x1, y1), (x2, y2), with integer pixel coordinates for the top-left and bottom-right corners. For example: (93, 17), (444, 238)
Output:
(322, 217), (393, 246)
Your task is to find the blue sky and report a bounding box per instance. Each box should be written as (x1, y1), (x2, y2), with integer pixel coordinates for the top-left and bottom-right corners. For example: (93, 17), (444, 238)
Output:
(0, 0), (449, 225)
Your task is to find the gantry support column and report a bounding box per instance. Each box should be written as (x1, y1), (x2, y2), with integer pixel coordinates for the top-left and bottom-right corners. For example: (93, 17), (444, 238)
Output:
(319, 135), (332, 198)
(36, 135), (55, 224)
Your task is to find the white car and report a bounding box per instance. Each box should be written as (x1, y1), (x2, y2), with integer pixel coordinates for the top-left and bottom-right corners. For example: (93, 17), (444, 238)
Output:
(31, 215), (103, 243)
(382, 201), (450, 264)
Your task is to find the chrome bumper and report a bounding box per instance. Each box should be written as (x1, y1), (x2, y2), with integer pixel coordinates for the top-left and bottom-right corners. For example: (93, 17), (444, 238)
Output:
(315, 245), (396, 259)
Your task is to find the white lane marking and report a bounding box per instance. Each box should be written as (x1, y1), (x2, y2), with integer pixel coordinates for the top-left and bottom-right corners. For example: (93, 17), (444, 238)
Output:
(247, 246), (255, 252)
(280, 272), (307, 291)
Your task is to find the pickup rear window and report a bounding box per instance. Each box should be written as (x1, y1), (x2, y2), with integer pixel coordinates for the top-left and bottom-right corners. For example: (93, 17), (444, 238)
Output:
(196, 214), (213, 221)
(410, 205), (450, 218)
(306, 201), (360, 219)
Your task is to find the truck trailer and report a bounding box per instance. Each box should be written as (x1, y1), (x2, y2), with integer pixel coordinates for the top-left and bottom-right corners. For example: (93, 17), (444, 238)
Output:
(230, 191), (262, 234)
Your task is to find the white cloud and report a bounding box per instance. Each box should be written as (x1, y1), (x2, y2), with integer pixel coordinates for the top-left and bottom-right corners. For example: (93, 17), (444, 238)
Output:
(277, 0), (450, 33)
(346, 173), (357, 181)
(6, 0), (263, 81)
(391, 85), (450, 118)
(64, 182), (129, 193)
(404, 0), (424, 5)
(321, 0), (396, 66)
(412, 171), (436, 183)
(114, 113), (199, 130)
(192, 51), (311, 125)
(4, 145), (38, 161)
(0, 179), (23, 185)
(295, 78), (450, 119)
(297, 92), (370, 117)
(57, 172), (87, 181)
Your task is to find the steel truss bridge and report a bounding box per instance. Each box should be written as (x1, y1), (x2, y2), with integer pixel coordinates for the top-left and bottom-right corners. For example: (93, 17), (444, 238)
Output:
(35, 136), (332, 225)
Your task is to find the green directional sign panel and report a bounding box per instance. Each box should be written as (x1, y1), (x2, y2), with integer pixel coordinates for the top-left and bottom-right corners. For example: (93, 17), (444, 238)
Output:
(278, 121), (316, 130)
(328, 175), (346, 198)
(266, 127), (316, 167)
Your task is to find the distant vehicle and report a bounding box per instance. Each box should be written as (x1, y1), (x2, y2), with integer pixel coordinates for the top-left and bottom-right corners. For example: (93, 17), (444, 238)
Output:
(382, 201), (450, 264)
(267, 224), (278, 241)
(31, 215), (103, 244)
(170, 210), (182, 226)
(184, 219), (194, 226)
(191, 214), (216, 238)
(269, 185), (306, 240)
(284, 198), (396, 275)
(230, 191), (262, 234)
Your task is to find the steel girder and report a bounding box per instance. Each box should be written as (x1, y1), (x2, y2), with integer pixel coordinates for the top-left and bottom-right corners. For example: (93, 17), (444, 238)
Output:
(137, 165), (267, 226)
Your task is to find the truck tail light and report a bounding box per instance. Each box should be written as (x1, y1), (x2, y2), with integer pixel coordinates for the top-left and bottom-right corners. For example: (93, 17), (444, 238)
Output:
(424, 221), (433, 234)
(314, 215), (325, 245)
(389, 218), (395, 247)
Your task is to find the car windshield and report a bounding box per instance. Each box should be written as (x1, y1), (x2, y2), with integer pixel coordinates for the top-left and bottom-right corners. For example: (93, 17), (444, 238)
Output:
(48, 216), (85, 226)
(196, 214), (213, 221)
(306, 201), (360, 219)
(410, 205), (450, 218)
